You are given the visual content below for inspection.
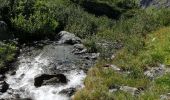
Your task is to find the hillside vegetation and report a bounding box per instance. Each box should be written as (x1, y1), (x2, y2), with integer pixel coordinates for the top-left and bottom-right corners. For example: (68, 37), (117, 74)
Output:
(0, 0), (170, 99)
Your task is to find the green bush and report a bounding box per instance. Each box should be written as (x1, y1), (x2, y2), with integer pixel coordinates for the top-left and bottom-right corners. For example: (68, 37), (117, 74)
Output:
(10, 0), (59, 40)
(11, 11), (58, 40)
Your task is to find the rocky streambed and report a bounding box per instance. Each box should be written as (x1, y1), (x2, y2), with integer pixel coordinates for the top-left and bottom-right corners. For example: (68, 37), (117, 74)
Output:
(0, 31), (99, 100)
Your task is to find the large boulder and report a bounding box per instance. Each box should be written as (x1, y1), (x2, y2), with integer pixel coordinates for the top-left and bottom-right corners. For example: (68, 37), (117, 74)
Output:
(0, 21), (13, 40)
(34, 74), (67, 87)
(0, 81), (9, 93)
(57, 31), (81, 45)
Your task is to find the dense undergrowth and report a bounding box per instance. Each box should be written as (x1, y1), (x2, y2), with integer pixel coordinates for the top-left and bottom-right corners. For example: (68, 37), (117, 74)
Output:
(0, 0), (170, 99)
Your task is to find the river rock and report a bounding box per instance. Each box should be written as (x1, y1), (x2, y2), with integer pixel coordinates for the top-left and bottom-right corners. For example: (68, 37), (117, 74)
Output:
(57, 31), (81, 45)
(59, 87), (76, 97)
(73, 44), (87, 54)
(0, 21), (13, 40)
(0, 81), (9, 93)
(34, 74), (67, 87)
(74, 44), (85, 50)
(0, 75), (5, 81)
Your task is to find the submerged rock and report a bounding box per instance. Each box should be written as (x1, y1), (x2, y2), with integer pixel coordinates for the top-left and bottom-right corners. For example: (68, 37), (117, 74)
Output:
(57, 31), (81, 45)
(34, 74), (67, 87)
(59, 87), (76, 97)
(0, 81), (9, 93)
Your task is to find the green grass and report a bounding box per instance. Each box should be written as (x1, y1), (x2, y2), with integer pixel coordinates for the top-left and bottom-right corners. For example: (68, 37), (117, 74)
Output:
(74, 26), (170, 99)
(0, 42), (17, 72)
(1, 0), (170, 99)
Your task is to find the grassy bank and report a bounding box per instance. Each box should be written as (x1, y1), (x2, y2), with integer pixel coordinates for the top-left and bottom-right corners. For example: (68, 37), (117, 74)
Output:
(0, 0), (170, 99)
(0, 42), (18, 74)
(74, 27), (170, 100)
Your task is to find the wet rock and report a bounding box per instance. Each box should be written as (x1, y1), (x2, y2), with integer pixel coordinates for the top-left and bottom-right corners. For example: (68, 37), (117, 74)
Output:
(59, 87), (76, 97)
(84, 53), (100, 60)
(73, 44), (87, 54)
(120, 86), (138, 95)
(10, 71), (16, 76)
(74, 44), (85, 50)
(34, 74), (67, 87)
(0, 75), (5, 81)
(160, 93), (170, 100)
(144, 65), (165, 79)
(0, 81), (9, 93)
(57, 31), (81, 45)
(75, 49), (87, 55)
(0, 21), (13, 40)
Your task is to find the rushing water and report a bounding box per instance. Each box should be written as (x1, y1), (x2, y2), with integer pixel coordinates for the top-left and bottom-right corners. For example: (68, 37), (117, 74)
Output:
(0, 44), (93, 100)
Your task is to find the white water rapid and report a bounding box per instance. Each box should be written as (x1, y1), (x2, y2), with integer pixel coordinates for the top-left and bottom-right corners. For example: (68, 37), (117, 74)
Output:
(0, 52), (86, 100)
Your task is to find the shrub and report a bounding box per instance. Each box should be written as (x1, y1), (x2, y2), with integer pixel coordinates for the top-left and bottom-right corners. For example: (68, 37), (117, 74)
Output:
(11, 11), (58, 40)
(10, 0), (59, 40)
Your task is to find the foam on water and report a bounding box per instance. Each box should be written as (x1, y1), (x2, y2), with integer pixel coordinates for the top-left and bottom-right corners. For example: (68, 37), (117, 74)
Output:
(0, 53), (86, 100)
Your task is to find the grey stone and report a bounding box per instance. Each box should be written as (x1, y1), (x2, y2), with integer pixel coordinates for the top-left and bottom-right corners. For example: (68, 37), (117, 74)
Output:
(59, 87), (76, 97)
(120, 86), (138, 95)
(73, 44), (87, 54)
(34, 74), (67, 87)
(144, 65), (165, 79)
(110, 65), (121, 71)
(57, 31), (81, 45)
